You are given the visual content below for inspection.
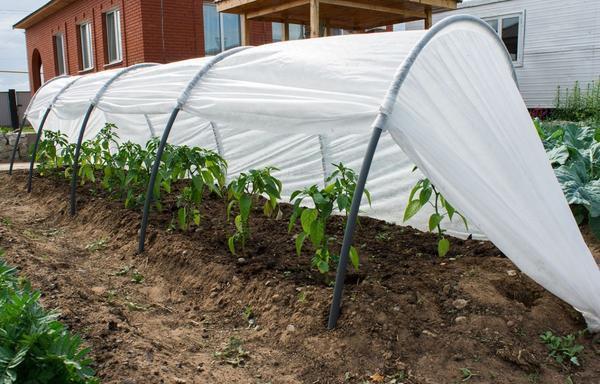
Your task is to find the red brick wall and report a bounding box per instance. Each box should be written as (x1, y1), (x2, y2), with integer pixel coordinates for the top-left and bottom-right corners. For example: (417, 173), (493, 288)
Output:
(23, 0), (273, 93)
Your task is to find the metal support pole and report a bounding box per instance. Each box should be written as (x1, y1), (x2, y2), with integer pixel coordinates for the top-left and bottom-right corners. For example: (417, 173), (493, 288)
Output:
(8, 116), (27, 175)
(26, 107), (52, 193)
(138, 108), (181, 253)
(69, 104), (95, 216)
(327, 126), (383, 329)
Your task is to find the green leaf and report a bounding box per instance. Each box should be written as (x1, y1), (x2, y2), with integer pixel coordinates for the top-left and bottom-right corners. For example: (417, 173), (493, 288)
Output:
(589, 214), (600, 241)
(419, 187), (432, 206)
(349, 246), (359, 270)
(438, 238), (450, 258)
(228, 236), (236, 255)
(556, 160), (600, 216)
(178, 208), (187, 230)
(309, 219), (324, 248)
(403, 200), (423, 222)
(301, 209), (318, 234)
(428, 213), (442, 231)
(239, 194), (252, 221)
(234, 215), (243, 233)
(295, 232), (306, 256)
(227, 200), (236, 221)
(317, 260), (329, 274)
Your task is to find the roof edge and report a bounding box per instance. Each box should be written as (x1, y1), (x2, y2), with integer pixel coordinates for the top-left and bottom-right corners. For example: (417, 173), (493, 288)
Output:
(14, 0), (77, 30)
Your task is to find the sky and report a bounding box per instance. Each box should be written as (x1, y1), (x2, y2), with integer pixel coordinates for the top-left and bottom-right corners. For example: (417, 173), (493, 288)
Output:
(0, 1), (48, 91)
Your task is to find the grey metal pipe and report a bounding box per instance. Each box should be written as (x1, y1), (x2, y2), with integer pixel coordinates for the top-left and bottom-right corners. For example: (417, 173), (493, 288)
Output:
(68, 63), (158, 216)
(137, 46), (251, 253)
(8, 116), (27, 175)
(326, 15), (519, 329)
(327, 126), (383, 329)
(137, 107), (180, 253)
(69, 104), (95, 215)
(26, 107), (51, 193)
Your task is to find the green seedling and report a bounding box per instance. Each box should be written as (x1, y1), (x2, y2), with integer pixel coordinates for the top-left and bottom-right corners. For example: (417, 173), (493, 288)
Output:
(404, 169), (468, 258)
(227, 167), (282, 254)
(540, 330), (585, 367)
(289, 163), (370, 274)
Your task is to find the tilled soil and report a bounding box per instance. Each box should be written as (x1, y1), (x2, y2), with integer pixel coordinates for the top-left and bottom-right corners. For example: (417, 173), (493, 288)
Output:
(0, 170), (598, 384)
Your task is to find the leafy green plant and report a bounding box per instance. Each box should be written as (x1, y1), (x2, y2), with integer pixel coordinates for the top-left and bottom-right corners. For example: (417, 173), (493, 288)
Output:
(77, 123), (120, 186)
(35, 130), (74, 177)
(227, 167), (282, 254)
(536, 119), (600, 238)
(289, 163), (370, 274)
(553, 78), (600, 122)
(0, 255), (98, 383)
(131, 270), (144, 284)
(403, 172), (468, 258)
(165, 146), (226, 231)
(540, 330), (584, 367)
(213, 337), (250, 367)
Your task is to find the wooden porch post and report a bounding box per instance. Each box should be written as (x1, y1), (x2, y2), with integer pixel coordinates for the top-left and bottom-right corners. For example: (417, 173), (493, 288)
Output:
(424, 7), (433, 29)
(310, 0), (320, 38)
(242, 13), (251, 45)
(283, 22), (289, 41)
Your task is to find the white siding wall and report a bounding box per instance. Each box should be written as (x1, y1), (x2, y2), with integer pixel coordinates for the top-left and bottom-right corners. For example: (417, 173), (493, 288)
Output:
(405, 0), (600, 108)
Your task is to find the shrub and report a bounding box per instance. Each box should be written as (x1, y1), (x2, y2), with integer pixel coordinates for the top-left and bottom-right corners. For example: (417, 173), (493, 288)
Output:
(226, 167), (282, 254)
(289, 163), (370, 274)
(403, 169), (468, 258)
(536, 118), (600, 238)
(0, 250), (98, 383)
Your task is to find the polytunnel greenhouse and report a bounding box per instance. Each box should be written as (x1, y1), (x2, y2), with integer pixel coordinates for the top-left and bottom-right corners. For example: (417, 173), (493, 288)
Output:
(10, 15), (600, 332)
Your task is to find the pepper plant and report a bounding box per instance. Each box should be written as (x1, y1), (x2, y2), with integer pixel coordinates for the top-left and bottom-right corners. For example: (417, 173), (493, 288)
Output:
(35, 130), (73, 177)
(166, 146), (227, 230)
(226, 167), (282, 254)
(403, 171), (468, 258)
(289, 163), (370, 274)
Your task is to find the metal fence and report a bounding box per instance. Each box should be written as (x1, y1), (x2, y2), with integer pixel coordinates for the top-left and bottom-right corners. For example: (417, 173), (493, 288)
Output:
(0, 90), (31, 128)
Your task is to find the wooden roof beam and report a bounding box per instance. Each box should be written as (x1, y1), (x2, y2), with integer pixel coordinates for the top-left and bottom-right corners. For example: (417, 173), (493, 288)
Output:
(319, 0), (426, 19)
(407, 0), (458, 9)
(246, 0), (309, 19)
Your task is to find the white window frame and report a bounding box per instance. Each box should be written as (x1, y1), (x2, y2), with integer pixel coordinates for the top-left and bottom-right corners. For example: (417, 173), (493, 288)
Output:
(54, 33), (67, 75)
(79, 21), (94, 71)
(105, 9), (123, 64)
(483, 11), (525, 67)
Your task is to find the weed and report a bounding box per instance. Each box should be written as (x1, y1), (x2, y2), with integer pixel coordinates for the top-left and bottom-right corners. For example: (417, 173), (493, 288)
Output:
(131, 270), (144, 284)
(85, 238), (108, 252)
(540, 330), (584, 367)
(114, 266), (130, 276)
(214, 337), (250, 367)
(553, 78), (600, 122)
(459, 368), (476, 382)
(375, 232), (391, 242)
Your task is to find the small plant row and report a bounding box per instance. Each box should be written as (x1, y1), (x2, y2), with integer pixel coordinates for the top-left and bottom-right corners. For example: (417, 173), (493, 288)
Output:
(0, 249), (98, 383)
(35, 124), (467, 274)
(553, 78), (600, 122)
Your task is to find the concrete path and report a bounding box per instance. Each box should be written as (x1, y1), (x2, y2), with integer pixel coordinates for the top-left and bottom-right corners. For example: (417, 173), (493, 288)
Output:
(0, 162), (29, 172)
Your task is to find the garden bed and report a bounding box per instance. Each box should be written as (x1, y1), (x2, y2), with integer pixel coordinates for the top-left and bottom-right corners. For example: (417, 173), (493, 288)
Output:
(0, 170), (598, 383)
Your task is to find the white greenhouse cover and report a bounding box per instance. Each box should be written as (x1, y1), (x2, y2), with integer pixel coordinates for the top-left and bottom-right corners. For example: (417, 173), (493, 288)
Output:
(24, 16), (600, 330)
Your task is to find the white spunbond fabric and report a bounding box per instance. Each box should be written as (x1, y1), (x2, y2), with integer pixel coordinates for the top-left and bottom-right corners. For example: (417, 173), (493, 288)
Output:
(387, 20), (600, 330)
(24, 17), (600, 330)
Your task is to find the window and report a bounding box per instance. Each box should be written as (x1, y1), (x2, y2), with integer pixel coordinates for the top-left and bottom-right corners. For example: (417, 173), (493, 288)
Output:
(203, 3), (241, 55)
(105, 9), (122, 64)
(79, 22), (94, 70)
(272, 22), (283, 42)
(54, 33), (67, 75)
(484, 13), (524, 65)
(288, 24), (305, 40)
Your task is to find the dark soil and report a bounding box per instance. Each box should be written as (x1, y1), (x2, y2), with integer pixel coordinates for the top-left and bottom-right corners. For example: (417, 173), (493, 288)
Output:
(0, 170), (598, 384)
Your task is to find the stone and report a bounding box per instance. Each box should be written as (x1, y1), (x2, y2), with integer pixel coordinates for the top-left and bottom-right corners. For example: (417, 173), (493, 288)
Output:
(454, 316), (467, 324)
(452, 299), (468, 309)
(286, 324), (296, 332)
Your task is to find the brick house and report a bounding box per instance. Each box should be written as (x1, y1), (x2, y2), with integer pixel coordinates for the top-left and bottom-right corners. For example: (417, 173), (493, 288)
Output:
(14, 0), (275, 93)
